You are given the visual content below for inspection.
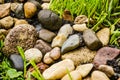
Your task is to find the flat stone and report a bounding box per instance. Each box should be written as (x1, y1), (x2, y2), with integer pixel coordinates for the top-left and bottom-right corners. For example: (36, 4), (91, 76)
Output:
(98, 65), (115, 77)
(97, 28), (110, 46)
(0, 3), (11, 18)
(83, 29), (102, 50)
(93, 47), (120, 68)
(24, 48), (42, 63)
(91, 71), (110, 80)
(62, 47), (96, 66)
(73, 23), (88, 32)
(61, 70), (82, 80)
(58, 24), (73, 38)
(43, 59), (75, 80)
(9, 54), (24, 71)
(34, 39), (52, 55)
(61, 34), (80, 53)
(2, 24), (37, 55)
(0, 16), (14, 29)
(76, 63), (93, 77)
(39, 29), (56, 42)
(14, 19), (28, 26)
(51, 34), (67, 48)
(24, 2), (37, 18)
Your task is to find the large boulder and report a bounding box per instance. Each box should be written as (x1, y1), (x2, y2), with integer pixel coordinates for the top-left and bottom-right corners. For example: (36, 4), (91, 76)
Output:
(2, 24), (37, 55)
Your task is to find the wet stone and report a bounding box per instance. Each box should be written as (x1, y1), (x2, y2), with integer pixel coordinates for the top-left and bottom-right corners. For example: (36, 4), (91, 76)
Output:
(9, 54), (24, 71)
(83, 29), (102, 50)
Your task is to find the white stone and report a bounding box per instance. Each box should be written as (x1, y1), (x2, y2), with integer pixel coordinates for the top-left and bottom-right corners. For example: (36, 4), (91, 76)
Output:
(41, 3), (50, 9)
(43, 59), (75, 80)
(73, 23), (88, 32)
(76, 63), (93, 77)
(43, 52), (54, 64)
(24, 48), (42, 63)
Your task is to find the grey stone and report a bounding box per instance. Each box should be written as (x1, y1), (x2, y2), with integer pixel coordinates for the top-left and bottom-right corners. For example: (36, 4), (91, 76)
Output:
(39, 29), (56, 42)
(83, 29), (102, 50)
(38, 9), (62, 30)
(61, 34), (80, 53)
(2, 24), (37, 55)
(34, 39), (52, 55)
(9, 54), (24, 71)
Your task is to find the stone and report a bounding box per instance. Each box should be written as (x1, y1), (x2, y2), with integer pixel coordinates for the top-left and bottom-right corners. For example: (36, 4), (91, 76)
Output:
(74, 15), (88, 24)
(0, 29), (8, 40)
(24, 2), (37, 18)
(49, 47), (61, 60)
(11, 3), (20, 12)
(83, 29), (102, 50)
(51, 34), (67, 48)
(0, 0), (4, 3)
(98, 65), (115, 77)
(118, 78), (120, 80)
(0, 16), (14, 29)
(0, 3), (11, 18)
(14, 19), (28, 26)
(41, 3), (49, 9)
(97, 28), (110, 46)
(34, 39), (52, 55)
(76, 63), (93, 77)
(61, 34), (80, 53)
(39, 29), (56, 42)
(61, 70), (82, 80)
(83, 76), (91, 80)
(42, 0), (50, 3)
(38, 9), (62, 30)
(62, 10), (73, 21)
(58, 24), (73, 38)
(9, 54), (24, 71)
(24, 48), (42, 63)
(62, 47), (96, 66)
(93, 47), (120, 67)
(43, 52), (54, 64)
(15, 3), (24, 18)
(2, 24), (37, 55)
(91, 71), (110, 80)
(73, 23), (88, 32)
(43, 59), (75, 80)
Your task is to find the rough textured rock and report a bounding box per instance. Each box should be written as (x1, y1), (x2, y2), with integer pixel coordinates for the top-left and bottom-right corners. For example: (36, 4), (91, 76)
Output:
(11, 3), (20, 12)
(39, 29), (56, 42)
(83, 29), (102, 50)
(61, 34), (80, 53)
(73, 23), (88, 32)
(0, 16), (14, 29)
(76, 63), (93, 77)
(98, 65), (115, 77)
(2, 24), (37, 55)
(0, 3), (11, 18)
(93, 47), (120, 68)
(97, 28), (110, 46)
(58, 24), (73, 38)
(51, 34), (67, 47)
(91, 71), (110, 80)
(74, 15), (88, 24)
(24, 48), (42, 63)
(34, 39), (52, 55)
(62, 47), (96, 66)
(43, 52), (54, 64)
(0, 29), (8, 40)
(43, 59), (75, 80)
(41, 3), (49, 9)
(9, 54), (24, 71)
(49, 47), (61, 60)
(61, 70), (82, 80)
(24, 2), (37, 18)
(38, 9), (62, 30)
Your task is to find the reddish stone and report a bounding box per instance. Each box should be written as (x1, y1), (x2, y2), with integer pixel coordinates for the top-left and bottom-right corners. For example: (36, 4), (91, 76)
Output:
(93, 47), (120, 68)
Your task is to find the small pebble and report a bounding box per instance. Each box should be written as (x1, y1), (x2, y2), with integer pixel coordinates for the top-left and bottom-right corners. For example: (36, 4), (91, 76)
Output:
(41, 3), (49, 9)
(43, 52), (54, 64)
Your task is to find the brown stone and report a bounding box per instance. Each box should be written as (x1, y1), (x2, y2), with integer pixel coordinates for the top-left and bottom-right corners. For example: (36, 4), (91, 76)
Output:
(93, 47), (120, 68)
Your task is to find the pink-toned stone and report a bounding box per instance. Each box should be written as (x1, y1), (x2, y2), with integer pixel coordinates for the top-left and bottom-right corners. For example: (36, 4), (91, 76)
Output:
(93, 47), (120, 68)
